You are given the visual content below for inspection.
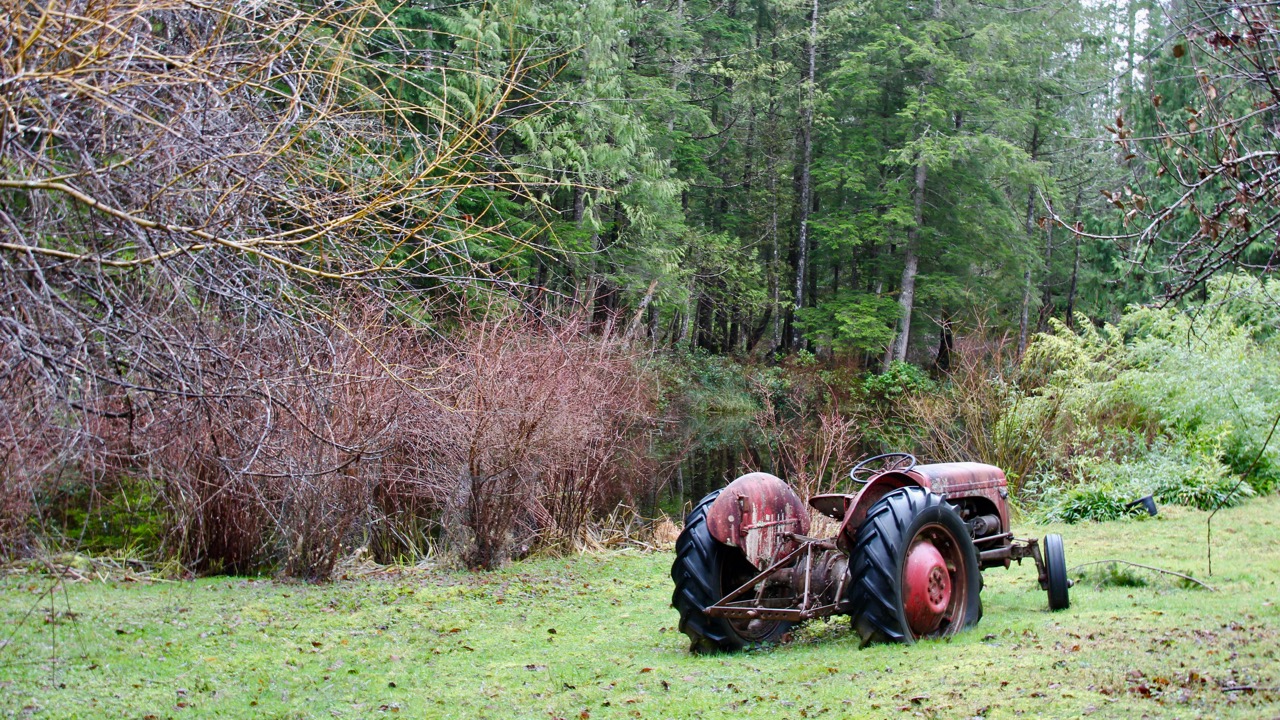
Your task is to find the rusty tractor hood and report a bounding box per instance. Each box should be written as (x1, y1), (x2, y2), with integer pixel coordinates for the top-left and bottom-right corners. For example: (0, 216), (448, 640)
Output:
(706, 472), (810, 570)
(909, 462), (1007, 494)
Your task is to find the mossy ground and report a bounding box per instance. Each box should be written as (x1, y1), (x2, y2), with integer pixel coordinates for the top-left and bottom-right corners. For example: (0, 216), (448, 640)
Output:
(2, 497), (1278, 719)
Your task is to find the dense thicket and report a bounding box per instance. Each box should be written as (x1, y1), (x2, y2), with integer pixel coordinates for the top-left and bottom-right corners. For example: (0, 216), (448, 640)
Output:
(0, 0), (656, 574)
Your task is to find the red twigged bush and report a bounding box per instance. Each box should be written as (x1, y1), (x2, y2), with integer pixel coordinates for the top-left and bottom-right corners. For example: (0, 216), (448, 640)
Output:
(135, 307), (442, 579)
(2, 301), (658, 577)
(427, 314), (657, 569)
(0, 356), (64, 556)
(0, 350), (126, 557)
(752, 376), (860, 500)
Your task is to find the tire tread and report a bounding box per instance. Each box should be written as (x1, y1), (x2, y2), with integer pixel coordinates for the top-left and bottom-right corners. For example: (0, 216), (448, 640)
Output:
(846, 487), (982, 646)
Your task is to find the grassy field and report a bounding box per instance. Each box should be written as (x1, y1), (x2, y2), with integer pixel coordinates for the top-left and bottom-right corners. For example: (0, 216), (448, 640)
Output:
(2, 497), (1278, 719)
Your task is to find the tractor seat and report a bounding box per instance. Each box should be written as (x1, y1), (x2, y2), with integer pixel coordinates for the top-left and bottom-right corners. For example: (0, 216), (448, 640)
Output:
(809, 493), (855, 520)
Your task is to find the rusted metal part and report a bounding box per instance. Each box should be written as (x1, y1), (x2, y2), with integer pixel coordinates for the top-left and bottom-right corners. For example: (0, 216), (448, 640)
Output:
(836, 472), (928, 549)
(808, 544), (849, 605)
(707, 472), (810, 570)
(903, 539), (951, 635)
(705, 537), (847, 622)
(978, 546), (1012, 564)
(909, 462), (1011, 534)
(848, 452), (918, 483)
(970, 515), (1002, 536)
(808, 493), (851, 520)
(973, 532), (1011, 546)
(899, 522), (970, 639)
(1009, 537), (1045, 585)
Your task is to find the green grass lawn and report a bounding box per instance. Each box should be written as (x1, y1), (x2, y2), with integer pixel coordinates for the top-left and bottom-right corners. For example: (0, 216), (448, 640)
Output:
(2, 497), (1278, 719)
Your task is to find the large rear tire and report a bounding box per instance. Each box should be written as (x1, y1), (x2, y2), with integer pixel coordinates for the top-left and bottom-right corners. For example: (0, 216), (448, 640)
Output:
(846, 487), (982, 646)
(670, 490), (793, 653)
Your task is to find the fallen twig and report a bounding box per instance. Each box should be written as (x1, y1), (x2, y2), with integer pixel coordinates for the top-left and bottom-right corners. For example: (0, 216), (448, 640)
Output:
(1069, 559), (1216, 591)
(1221, 685), (1277, 693)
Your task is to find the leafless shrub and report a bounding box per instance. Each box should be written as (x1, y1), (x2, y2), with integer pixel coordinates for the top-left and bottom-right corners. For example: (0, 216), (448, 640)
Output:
(0, 355), (65, 554)
(427, 314), (657, 569)
(902, 331), (1050, 492)
(752, 378), (859, 500)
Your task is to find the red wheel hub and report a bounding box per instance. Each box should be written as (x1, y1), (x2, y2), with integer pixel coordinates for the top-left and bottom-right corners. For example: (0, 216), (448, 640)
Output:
(903, 538), (952, 635)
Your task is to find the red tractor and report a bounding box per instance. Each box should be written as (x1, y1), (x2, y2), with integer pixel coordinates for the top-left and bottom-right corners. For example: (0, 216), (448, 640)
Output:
(670, 453), (1070, 652)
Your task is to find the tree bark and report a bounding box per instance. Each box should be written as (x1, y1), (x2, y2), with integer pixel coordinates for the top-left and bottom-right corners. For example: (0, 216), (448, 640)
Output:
(1038, 221), (1054, 331)
(1065, 188), (1083, 328)
(884, 159), (926, 370)
(1018, 119), (1041, 355)
(767, 114), (782, 353)
(1018, 267), (1033, 355)
(933, 315), (953, 374)
(679, 285), (695, 348)
(625, 279), (660, 340)
(789, 0), (819, 350)
(572, 185), (585, 223)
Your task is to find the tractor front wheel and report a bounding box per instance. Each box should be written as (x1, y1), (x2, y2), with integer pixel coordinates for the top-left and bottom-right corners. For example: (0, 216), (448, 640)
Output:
(846, 487), (982, 646)
(1043, 533), (1070, 610)
(670, 490), (793, 653)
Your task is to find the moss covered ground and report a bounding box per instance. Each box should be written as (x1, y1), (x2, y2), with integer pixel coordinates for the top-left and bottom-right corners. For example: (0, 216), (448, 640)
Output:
(2, 497), (1278, 719)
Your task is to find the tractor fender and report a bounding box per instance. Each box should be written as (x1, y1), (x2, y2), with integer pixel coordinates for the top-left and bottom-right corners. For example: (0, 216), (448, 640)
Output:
(837, 471), (933, 550)
(706, 472), (810, 570)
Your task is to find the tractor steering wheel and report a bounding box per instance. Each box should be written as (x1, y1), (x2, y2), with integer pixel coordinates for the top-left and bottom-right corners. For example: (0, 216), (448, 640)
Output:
(848, 452), (918, 485)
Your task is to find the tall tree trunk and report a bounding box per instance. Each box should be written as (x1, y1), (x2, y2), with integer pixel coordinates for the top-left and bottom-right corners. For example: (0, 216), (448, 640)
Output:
(696, 294), (713, 350)
(883, 160), (926, 370)
(789, 0), (819, 350)
(1125, 0), (1139, 93)
(590, 200), (624, 329)
(625, 279), (660, 340)
(1018, 268), (1033, 355)
(1038, 222), (1054, 331)
(748, 307), (773, 352)
(807, 239), (818, 310)
(534, 255), (547, 314)
(679, 285), (695, 348)
(933, 315), (954, 374)
(1066, 234), (1080, 328)
(762, 15), (783, 354)
(1018, 119), (1041, 355)
(572, 185), (585, 223)
(1065, 188), (1083, 328)
(766, 116), (782, 353)
(671, 0), (686, 139)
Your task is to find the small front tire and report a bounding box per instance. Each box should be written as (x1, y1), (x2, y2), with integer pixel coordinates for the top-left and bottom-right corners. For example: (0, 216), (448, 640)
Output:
(1043, 533), (1070, 611)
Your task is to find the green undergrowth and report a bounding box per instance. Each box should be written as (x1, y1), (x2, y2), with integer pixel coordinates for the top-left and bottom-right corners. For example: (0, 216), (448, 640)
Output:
(1018, 274), (1280, 523)
(2, 497), (1278, 719)
(654, 351), (764, 416)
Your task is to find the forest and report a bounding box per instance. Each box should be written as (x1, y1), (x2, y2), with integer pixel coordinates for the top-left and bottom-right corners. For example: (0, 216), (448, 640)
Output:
(2, 0), (1279, 579)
